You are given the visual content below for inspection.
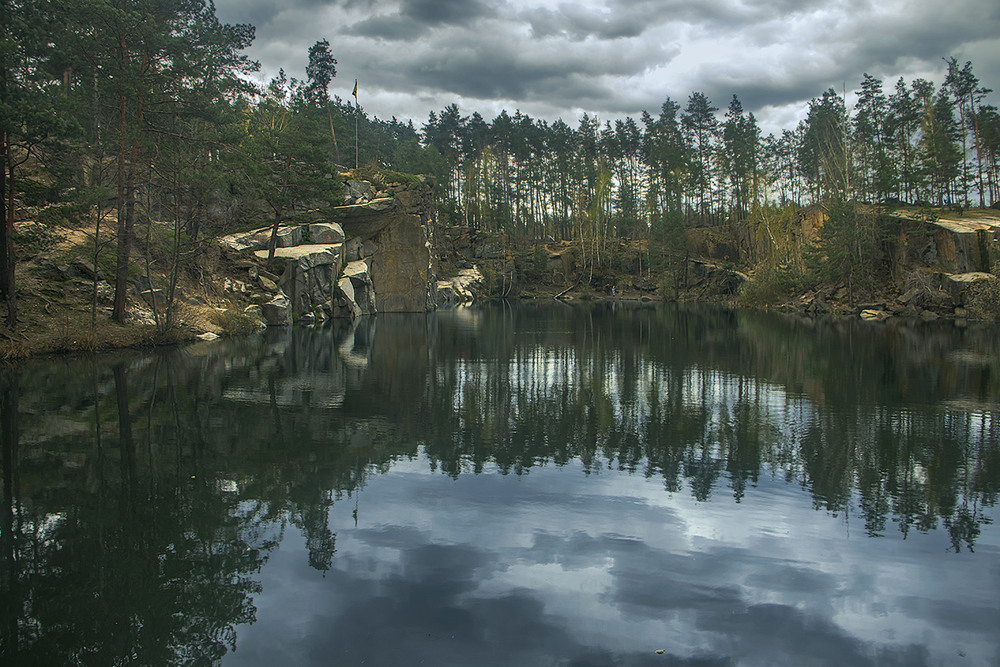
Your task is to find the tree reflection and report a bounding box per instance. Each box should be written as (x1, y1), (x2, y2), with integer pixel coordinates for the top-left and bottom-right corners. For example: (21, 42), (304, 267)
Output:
(419, 303), (999, 542)
(0, 360), (275, 664)
(1, 303), (998, 662)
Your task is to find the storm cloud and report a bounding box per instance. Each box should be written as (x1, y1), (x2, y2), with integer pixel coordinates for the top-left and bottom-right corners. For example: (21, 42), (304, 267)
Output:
(212, 0), (1000, 137)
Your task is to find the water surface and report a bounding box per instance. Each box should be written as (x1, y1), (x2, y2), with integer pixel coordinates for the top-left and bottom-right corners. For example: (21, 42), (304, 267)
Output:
(1, 303), (998, 665)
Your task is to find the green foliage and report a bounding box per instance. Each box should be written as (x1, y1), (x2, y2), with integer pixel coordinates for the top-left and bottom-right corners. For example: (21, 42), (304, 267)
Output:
(531, 245), (548, 273)
(736, 262), (801, 307)
(799, 89), (850, 202)
(479, 262), (500, 296)
(805, 200), (888, 294)
(649, 209), (688, 273)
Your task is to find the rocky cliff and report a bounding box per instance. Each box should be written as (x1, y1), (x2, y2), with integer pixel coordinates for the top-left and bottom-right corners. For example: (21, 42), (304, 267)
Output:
(218, 173), (454, 326)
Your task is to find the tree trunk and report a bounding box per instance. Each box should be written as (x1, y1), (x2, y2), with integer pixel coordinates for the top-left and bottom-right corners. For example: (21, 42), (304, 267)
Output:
(1, 136), (16, 329)
(267, 206), (282, 261)
(112, 161), (136, 322)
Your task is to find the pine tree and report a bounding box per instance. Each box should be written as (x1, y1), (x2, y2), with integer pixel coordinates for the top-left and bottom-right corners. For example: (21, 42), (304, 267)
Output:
(682, 92), (719, 219)
(853, 74), (894, 203)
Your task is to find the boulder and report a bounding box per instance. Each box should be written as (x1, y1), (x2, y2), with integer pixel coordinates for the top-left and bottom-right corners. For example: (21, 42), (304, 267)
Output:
(329, 198), (399, 238)
(219, 225), (303, 253)
(261, 294), (292, 326)
(436, 266), (484, 306)
(139, 289), (167, 311)
(346, 179), (374, 202)
(343, 237), (363, 262)
(310, 222), (345, 244)
(335, 276), (362, 319)
(275, 225), (303, 248)
(70, 259), (103, 281)
(943, 272), (997, 305)
(255, 244), (343, 319)
(243, 304), (266, 328)
(223, 278), (249, 294)
(344, 260), (376, 315)
(258, 275), (279, 292)
(860, 309), (890, 321)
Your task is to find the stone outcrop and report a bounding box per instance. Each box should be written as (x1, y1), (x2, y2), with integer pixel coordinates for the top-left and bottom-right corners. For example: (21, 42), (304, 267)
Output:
(890, 216), (1000, 274)
(342, 260), (376, 314)
(310, 222), (345, 244)
(254, 244), (343, 320)
(261, 294), (292, 326)
(332, 177), (436, 313)
(436, 267), (485, 306)
(944, 272), (997, 305)
(216, 173), (438, 325)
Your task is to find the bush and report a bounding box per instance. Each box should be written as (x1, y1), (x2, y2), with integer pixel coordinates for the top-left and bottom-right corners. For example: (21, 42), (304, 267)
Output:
(209, 309), (261, 336)
(967, 278), (1000, 321)
(736, 262), (801, 307)
(532, 245), (547, 273)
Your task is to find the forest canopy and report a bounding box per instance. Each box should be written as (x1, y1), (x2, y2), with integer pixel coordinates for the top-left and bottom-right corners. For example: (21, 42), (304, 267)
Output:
(2, 0), (999, 329)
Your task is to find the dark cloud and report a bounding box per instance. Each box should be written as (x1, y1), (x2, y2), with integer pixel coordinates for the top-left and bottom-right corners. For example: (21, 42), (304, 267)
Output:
(708, 603), (932, 667)
(345, 0), (501, 40)
(234, 526), (716, 666)
(348, 13), (423, 40)
(231, 522), (966, 666)
(215, 0), (371, 32)
(519, 0), (792, 42)
(401, 0), (500, 26)
(215, 0), (1000, 142)
(522, 5), (655, 41)
(359, 32), (675, 109)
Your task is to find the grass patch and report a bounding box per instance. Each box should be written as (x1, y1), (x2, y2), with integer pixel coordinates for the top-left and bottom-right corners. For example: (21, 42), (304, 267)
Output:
(209, 309), (261, 336)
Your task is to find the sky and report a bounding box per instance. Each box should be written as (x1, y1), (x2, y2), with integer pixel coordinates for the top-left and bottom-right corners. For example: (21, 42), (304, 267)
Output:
(212, 0), (1000, 136)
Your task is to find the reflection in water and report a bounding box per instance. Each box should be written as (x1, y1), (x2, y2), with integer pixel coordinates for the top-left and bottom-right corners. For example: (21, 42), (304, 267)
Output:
(1, 303), (998, 665)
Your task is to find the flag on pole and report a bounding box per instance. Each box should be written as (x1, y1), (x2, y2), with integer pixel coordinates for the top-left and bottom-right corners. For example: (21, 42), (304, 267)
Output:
(352, 80), (357, 99)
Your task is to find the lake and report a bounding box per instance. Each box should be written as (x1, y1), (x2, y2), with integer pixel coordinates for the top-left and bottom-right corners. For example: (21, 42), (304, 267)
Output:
(1, 302), (998, 666)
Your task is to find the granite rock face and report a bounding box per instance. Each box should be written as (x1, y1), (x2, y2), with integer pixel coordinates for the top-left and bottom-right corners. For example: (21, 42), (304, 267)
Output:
(254, 244), (343, 320)
(332, 175), (437, 313)
(309, 222), (345, 244)
(436, 267), (484, 306)
(218, 174), (437, 324)
(261, 294), (292, 326)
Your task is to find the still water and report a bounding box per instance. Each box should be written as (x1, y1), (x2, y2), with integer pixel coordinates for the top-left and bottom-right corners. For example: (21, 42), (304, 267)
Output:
(1, 303), (998, 666)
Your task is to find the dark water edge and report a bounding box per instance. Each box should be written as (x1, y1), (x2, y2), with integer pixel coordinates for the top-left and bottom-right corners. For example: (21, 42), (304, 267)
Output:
(1, 302), (998, 666)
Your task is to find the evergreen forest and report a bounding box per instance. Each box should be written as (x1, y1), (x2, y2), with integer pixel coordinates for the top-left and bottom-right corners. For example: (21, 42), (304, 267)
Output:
(3, 0), (1000, 332)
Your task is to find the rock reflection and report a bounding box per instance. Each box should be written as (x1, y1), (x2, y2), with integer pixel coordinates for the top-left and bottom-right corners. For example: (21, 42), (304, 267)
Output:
(1, 304), (998, 662)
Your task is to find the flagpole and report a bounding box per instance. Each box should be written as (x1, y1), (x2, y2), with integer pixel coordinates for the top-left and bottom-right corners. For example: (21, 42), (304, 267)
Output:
(353, 79), (359, 170)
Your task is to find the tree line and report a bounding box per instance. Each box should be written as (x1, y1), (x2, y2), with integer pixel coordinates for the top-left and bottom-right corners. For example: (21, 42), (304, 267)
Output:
(3, 0), (999, 331)
(419, 60), (999, 238)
